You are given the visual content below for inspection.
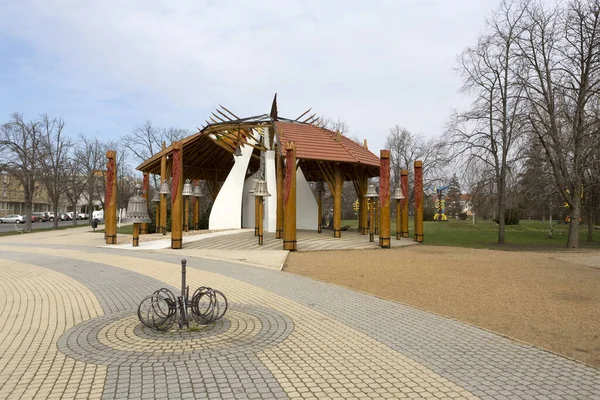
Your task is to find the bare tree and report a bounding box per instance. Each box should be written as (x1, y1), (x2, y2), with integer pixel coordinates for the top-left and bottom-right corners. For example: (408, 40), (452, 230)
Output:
(40, 115), (70, 229)
(76, 134), (107, 223)
(449, 0), (527, 244)
(123, 121), (188, 188)
(63, 156), (87, 226)
(0, 113), (44, 231)
(517, 0), (600, 247)
(385, 126), (448, 193)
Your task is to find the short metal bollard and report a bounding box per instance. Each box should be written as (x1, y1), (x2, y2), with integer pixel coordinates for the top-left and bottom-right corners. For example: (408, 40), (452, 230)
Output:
(137, 259), (228, 331)
(92, 219), (98, 231)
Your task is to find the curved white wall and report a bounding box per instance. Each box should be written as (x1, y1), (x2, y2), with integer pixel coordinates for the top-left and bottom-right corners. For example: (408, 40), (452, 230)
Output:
(209, 140), (254, 230)
(296, 166), (318, 230)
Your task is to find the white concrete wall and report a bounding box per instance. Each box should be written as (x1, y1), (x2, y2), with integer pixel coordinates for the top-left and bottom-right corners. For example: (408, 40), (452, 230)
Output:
(241, 176), (256, 228)
(209, 140), (254, 230)
(264, 150), (277, 232)
(296, 166), (318, 230)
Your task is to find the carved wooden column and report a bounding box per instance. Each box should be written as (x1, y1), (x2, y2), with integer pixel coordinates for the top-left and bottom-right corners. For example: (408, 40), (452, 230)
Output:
(333, 164), (343, 238)
(379, 150), (391, 248)
(359, 174), (369, 235)
(401, 169), (409, 238)
(374, 198), (379, 235)
(184, 196), (189, 232)
(317, 185), (323, 233)
(193, 180), (200, 230)
(369, 197), (375, 242)
(283, 142), (297, 251)
(414, 160), (424, 243)
(171, 141), (183, 249)
(276, 145), (284, 239)
(141, 172), (149, 234)
(160, 142), (167, 235)
(105, 150), (117, 244)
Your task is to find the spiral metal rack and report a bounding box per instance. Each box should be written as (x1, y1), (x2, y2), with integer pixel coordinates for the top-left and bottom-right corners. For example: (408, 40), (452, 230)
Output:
(137, 259), (228, 331)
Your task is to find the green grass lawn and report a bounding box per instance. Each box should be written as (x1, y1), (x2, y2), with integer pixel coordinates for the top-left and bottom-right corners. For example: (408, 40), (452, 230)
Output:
(94, 224), (135, 235)
(341, 218), (600, 251)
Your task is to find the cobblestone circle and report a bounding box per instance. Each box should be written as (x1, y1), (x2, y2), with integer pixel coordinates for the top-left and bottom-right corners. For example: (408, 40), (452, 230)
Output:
(58, 304), (294, 366)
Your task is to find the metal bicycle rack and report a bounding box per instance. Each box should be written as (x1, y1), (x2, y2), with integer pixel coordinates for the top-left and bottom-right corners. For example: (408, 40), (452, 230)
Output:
(137, 259), (228, 331)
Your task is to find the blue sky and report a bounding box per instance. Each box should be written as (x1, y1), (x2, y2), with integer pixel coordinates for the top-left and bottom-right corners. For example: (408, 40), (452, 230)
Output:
(0, 0), (499, 151)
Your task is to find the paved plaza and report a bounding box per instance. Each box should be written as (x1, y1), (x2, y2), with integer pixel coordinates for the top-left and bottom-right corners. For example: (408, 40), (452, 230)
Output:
(0, 228), (599, 399)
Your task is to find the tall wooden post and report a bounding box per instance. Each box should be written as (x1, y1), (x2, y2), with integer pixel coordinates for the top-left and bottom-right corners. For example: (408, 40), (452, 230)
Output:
(369, 198), (375, 242)
(401, 169), (409, 238)
(396, 198), (402, 240)
(184, 196), (189, 232)
(155, 201), (160, 234)
(254, 196), (260, 236)
(193, 180), (200, 230)
(132, 223), (140, 247)
(257, 197), (264, 245)
(333, 164), (343, 238)
(160, 142), (167, 235)
(105, 150), (117, 244)
(414, 160), (424, 243)
(171, 141), (183, 249)
(359, 175), (368, 235)
(375, 199), (380, 237)
(379, 150), (391, 248)
(141, 172), (149, 234)
(317, 188), (323, 233)
(276, 146), (284, 239)
(283, 142), (297, 251)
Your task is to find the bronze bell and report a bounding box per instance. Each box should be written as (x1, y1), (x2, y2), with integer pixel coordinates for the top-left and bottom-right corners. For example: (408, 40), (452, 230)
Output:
(315, 181), (325, 192)
(252, 179), (271, 197)
(391, 186), (405, 200)
(159, 180), (171, 195)
(249, 178), (259, 194)
(364, 184), (379, 198)
(124, 184), (152, 224)
(182, 179), (194, 196)
(151, 191), (160, 202)
(193, 182), (201, 197)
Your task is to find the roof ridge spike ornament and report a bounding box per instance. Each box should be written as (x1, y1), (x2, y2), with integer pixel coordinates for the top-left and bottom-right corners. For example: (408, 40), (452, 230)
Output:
(392, 186), (405, 200)
(364, 184), (379, 198)
(182, 179), (193, 196)
(124, 184), (152, 224)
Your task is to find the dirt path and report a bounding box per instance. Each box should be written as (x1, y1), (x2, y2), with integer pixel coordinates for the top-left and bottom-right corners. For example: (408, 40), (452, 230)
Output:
(284, 245), (600, 367)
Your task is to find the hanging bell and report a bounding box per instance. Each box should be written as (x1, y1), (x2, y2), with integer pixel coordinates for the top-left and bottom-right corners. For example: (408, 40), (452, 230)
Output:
(391, 186), (405, 200)
(364, 184), (379, 198)
(252, 179), (271, 197)
(124, 184), (152, 224)
(315, 181), (325, 192)
(249, 178), (258, 194)
(151, 191), (160, 202)
(159, 180), (171, 195)
(182, 179), (193, 196)
(193, 182), (202, 197)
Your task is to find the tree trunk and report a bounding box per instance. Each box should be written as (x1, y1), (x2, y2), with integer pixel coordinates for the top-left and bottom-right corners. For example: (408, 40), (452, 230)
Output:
(567, 203), (580, 248)
(24, 185), (33, 232)
(587, 209), (594, 243)
(53, 202), (59, 229)
(72, 202), (78, 226)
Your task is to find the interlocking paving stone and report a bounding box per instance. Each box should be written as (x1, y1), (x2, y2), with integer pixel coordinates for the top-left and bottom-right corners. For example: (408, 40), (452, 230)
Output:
(1, 243), (600, 399)
(0, 251), (288, 399)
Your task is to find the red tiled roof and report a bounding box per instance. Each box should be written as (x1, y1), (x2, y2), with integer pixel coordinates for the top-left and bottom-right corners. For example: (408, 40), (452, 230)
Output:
(275, 121), (379, 167)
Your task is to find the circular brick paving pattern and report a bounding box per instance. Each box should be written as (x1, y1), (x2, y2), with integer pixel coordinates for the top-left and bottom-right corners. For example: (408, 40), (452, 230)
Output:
(58, 304), (294, 366)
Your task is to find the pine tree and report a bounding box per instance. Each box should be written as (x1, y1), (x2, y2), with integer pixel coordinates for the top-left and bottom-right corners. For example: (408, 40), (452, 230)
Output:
(446, 174), (463, 217)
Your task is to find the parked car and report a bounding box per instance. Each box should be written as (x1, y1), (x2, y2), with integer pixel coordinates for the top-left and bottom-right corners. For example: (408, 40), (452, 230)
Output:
(32, 212), (48, 222)
(61, 213), (73, 221)
(48, 212), (58, 221)
(31, 215), (41, 223)
(0, 214), (25, 224)
(77, 212), (89, 220)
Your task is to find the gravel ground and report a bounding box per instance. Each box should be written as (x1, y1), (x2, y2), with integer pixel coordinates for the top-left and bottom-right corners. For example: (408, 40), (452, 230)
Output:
(284, 245), (600, 367)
